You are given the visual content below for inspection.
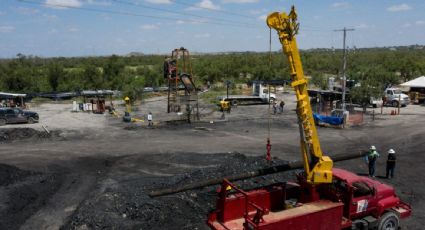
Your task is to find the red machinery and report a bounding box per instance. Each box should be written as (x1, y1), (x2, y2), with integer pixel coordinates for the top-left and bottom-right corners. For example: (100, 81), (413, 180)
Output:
(207, 169), (411, 230)
(207, 6), (411, 230)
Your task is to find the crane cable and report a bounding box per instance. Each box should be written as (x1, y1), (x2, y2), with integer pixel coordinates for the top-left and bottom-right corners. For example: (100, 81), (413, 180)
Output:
(266, 27), (272, 162)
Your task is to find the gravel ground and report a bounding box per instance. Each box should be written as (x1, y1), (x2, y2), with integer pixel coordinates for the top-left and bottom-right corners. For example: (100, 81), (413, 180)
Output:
(0, 93), (423, 229)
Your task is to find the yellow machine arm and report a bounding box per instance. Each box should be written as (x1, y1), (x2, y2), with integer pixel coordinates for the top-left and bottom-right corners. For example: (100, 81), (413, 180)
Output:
(267, 6), (333, 184)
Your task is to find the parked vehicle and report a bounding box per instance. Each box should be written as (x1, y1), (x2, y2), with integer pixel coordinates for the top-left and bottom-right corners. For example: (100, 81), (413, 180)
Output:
(0, 108), (39, 125)
(217, 82), (276, 105)
(384, 88), (410, 107)
(370, 97), (383, 108)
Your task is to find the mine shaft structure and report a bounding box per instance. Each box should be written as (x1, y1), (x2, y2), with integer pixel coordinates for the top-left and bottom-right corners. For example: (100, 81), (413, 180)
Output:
(165, 47), (199, 122)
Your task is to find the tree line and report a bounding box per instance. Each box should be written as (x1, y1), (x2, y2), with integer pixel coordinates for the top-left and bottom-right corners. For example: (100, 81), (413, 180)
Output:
(0, 46), (424, 100)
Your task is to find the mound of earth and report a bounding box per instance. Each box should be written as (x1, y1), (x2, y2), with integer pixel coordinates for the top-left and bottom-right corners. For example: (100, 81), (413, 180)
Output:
(0, 128), (61, 142)
(63, 153), (295, 230)
(0, 164), (63, 230)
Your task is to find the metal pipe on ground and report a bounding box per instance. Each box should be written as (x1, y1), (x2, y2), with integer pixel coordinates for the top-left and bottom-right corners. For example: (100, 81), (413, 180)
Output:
(149, 151), (367, 197)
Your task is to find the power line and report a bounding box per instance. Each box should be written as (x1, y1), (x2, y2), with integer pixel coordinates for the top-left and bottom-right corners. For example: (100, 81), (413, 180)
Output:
(17, 0), (258, 28)
(113, 0), (259, 28)
(171, 0), (253, 19)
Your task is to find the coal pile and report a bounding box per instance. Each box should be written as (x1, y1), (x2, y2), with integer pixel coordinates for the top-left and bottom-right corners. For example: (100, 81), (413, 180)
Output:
(0, 164), (63, 230)
(63, 153), (295, 230)
(0, 128), (61, 142)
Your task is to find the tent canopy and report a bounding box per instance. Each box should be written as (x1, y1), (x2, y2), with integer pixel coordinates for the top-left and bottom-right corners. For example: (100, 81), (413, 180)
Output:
(0, 92), (26, 98)
(401, 76), (425, 88)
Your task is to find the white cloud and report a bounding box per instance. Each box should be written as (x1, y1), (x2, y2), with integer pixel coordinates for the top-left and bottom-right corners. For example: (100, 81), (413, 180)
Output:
(222, 0), (258, 3)
(43, 14), (58, 20)
(402, 23), (411, 28)
(189, 0), (220, 10)
(331, 2), (350, 9)
(195, 33), (210, 38)
(45, 0), (82, 9)
(17, 7), (39, 15)
(257, 14), (267, 21)
(248, 9), (267, 15)
(416, 20), (425, 26)
(145, 0), (172, 4)
(176, 20), (185, 25)
(68, 27), (79, 32)
(0, 26), (15, 33)
(355, 23), (375, 29)
(140, 24), (158, 30)
(48, 28), (58, 34)
(387, 4), (411, 12)
(86, 0), (111, 6)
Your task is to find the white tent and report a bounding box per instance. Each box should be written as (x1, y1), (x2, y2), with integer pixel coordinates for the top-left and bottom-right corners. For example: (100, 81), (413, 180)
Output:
(401, 76), (425, 88)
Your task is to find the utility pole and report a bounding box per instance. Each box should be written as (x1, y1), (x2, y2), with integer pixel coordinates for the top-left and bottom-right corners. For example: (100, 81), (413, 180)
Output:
(334, 27), (354, 112)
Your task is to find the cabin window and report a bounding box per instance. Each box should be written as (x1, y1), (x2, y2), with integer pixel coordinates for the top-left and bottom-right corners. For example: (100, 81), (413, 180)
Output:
(352, 181), (372, 197)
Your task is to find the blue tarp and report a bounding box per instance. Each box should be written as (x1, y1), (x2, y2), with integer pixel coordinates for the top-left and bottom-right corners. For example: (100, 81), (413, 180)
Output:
(313, 113), (344, 125)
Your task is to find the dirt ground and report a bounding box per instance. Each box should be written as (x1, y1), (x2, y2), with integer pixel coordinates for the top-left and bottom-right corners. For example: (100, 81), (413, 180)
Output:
(0, 92), (424, 230)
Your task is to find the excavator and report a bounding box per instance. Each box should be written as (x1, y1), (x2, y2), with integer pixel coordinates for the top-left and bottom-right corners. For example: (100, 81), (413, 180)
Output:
(207, 6), (411, 230)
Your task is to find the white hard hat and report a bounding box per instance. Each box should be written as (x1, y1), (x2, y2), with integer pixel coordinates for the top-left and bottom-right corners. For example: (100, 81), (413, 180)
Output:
(370, 145), (376, 150)
(388, 149), (395, 154)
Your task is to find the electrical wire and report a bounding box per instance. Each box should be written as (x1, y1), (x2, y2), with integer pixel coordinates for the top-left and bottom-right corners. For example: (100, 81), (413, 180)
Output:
(113, 0), (259, 27)
(17, 0), (260, 28)
(171, 0), (253, 19)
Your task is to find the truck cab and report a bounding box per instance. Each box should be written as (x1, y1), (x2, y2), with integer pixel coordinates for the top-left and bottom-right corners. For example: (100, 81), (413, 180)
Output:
(253, 82), (276, 103)
(323, 168), (411, 229)
(384, 88), (410, 107)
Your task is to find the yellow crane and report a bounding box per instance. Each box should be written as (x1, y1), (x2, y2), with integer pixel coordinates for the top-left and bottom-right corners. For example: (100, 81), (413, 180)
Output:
(267, 6), (333, 184)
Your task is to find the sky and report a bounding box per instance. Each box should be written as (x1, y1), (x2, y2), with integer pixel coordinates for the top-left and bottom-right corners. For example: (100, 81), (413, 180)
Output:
(0, 0), (424, 58)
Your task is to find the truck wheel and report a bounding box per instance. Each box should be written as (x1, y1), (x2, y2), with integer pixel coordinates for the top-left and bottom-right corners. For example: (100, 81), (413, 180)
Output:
(28, 117), (35, 124)
(391, 101), (399, 107)
(0, 119), (5, 126)
(351, 219), (368, 230)
(377, 212), (399, 230)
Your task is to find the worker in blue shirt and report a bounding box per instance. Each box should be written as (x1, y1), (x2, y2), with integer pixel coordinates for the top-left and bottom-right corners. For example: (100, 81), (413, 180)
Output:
(366, 145), (380, 177)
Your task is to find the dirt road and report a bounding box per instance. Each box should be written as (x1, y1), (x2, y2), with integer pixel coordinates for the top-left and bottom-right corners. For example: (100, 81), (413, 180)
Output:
(0, 95), (424, 229)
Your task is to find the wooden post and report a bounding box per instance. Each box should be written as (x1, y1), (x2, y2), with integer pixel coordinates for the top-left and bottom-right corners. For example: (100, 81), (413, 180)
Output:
(398, 94), (401, 115)
(380, 101), (383, 115)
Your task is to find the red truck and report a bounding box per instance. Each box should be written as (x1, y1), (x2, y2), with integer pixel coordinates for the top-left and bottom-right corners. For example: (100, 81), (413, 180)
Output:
(207, 168), (411, 230)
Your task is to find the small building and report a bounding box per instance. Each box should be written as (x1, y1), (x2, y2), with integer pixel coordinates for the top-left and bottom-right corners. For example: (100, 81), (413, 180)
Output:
(0, 92), (27, 108)
(400, 76), (425, 103)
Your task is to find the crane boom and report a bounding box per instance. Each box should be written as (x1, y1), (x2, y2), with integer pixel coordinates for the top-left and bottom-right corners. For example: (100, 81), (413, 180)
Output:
(267, 6), (333, 184)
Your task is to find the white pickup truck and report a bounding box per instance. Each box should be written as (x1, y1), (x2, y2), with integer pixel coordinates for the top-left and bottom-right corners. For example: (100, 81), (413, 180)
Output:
(384, 88), (410, 107)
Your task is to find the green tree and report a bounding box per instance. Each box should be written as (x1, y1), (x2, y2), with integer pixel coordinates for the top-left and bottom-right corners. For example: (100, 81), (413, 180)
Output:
(83, 64), (103, 89)
(47, 63), (64, 91)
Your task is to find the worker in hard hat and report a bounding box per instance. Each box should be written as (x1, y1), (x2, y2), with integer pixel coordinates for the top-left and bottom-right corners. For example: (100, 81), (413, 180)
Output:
(147, 112), (153, 127)
(366, 145), (380, 177)
(124, 96), (131, 113)
(386, 149), (396, 179)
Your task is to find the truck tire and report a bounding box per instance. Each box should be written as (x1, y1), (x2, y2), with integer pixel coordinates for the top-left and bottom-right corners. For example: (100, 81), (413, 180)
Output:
(351, 219), (368, 230)
(0, 119), (5, 126)
(391, 101), (399, 107)
(28, 117), (35, 124)
(377, 212), (399, 230)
